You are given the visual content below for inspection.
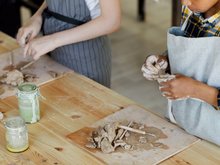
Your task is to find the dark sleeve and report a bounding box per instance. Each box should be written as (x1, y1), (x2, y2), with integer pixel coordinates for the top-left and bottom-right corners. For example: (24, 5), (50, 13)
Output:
(217, 90), (220, 110)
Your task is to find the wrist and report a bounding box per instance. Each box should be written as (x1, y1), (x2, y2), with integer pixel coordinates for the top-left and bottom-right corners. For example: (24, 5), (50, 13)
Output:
(31, 14), (42, 24)
(47, 34), (61, 50)
(191, 82), (218, 107)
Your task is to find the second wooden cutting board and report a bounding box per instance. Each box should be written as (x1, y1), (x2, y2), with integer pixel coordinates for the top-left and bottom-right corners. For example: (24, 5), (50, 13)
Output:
(67, 105), (199, 165)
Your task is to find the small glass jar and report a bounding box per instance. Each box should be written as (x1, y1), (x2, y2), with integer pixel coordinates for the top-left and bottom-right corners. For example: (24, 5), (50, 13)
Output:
(4, 116), (29, 152)
(17, 83), (40, 123)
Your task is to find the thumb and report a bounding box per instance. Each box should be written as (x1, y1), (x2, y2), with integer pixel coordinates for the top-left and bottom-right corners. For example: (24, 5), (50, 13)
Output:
(18, 32), (31, 46)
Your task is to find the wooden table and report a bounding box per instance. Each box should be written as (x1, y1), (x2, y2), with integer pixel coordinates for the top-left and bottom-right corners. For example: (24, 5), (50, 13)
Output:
(1, 32), (220, 164)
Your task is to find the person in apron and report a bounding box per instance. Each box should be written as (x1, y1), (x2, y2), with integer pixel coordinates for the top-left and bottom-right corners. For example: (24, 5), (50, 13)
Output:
(16, 0), (121, 88)
(142, 0), (220, 145)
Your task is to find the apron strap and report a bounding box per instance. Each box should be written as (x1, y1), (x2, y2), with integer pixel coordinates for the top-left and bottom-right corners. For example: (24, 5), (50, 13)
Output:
(168, 99), (177, 124)
(43, 8), (86, 26)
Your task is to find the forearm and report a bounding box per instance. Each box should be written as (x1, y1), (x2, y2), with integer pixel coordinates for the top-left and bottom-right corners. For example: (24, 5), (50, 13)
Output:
(17, 1), (47, 46)
(191, 82), (218, 107)
(46, 0), (121, 48)
(33, 1), (47, 17)
(31, 1), (47, 22)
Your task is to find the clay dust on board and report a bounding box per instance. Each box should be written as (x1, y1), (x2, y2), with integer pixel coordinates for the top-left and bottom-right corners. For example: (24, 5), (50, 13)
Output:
(86, 121), (168, 154)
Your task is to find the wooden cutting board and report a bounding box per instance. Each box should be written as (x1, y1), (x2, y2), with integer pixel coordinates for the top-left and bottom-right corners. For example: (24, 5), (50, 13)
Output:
(67, 105), (199, 165)
(0, 48), (72, 99)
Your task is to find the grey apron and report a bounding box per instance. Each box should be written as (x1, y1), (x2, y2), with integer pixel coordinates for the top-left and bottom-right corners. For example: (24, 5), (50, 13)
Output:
(167, 26), (220, 145)
(43, 0), (111, 87)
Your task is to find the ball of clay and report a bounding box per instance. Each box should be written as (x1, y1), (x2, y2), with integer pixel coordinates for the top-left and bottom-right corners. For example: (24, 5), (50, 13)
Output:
(1, 70), (24, 86)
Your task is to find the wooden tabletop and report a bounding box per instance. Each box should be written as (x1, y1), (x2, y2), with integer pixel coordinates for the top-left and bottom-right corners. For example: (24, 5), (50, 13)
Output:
(0, 31), (220, 165)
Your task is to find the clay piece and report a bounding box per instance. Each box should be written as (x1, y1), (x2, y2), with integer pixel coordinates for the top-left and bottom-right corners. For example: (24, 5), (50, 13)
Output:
(48, 71), (59, 78)
(0, 69), (24, 86)
(86, 122), (132, 154)
(23, 73), (38, 82)
(0, 69), (39, 88)
(86, 121), (168, 154)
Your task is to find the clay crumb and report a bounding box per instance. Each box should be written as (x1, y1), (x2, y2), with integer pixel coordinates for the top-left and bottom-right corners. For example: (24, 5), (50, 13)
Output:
(3, 65), (16, 71)
(23, 73), (38, 82)
(71, 115), (81, 119)
(48, 71), (59, 78)
(54, 147), (63, 151)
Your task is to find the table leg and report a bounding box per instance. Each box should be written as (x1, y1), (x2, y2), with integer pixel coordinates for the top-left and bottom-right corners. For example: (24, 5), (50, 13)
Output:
(138, 0), (145, 21)
(172, 0), (182, 26)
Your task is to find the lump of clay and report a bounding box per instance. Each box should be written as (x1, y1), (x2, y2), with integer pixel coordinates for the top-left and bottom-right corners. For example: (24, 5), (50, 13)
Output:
(23, 73), (38, 82)
(100, 137), (115, 154)
(0, 69), (24, 86)
(86, 122), (133, 154)
(48, 71), (59, 78)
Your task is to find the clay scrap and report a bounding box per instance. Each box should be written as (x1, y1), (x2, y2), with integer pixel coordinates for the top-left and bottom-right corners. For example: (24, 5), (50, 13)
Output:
(0, 69), (24, 86)
(85, 121), (168, 154)
(47, 70), (59, 78)
(0, 69), (38, 87)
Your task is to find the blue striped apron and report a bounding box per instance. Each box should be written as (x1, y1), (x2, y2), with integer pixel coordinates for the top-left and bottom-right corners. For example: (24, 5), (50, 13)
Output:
(43, 0), (111, 87)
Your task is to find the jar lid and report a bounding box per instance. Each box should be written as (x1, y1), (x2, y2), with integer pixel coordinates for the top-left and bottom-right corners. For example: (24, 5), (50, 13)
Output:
(4, 116), (26, 129)
(18, 83), (37, 92)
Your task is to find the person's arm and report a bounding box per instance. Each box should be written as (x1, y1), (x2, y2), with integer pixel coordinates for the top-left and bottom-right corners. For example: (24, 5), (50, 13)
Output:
(190, 82), (218, 108)
(160, 74), (219, 108)
(16, 1), (47, 46)
(23, 0), (121, 60)
(54, 0), (121, 46)
(31, 1), (47, 20)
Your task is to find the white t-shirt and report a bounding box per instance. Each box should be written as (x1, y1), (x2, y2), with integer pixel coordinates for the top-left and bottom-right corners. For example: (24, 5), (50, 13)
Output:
(85, 0), (101, 19)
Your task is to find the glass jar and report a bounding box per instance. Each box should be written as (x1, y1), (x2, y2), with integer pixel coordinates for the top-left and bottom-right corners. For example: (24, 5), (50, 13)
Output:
(4, 116), (29, 152)
(17, 83), (40, 123)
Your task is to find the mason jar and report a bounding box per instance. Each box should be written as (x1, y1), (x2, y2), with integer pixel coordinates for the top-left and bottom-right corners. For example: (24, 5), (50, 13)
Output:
(4, 116), (29, 152)
(17, 83), (40, 123)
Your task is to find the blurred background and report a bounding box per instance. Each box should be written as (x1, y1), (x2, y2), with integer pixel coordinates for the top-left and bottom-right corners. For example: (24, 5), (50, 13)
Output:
(0, 0), (181, 117)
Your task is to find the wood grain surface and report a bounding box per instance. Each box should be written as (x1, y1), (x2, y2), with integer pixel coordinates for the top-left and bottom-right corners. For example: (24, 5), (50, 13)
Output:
(0, 32), (19, 54)
(0, 72), (134, 165)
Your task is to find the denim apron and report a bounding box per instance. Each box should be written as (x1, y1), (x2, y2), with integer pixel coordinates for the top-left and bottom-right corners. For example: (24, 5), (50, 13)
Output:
(167, 25), (220, 145)
(43, 0), (111, 87)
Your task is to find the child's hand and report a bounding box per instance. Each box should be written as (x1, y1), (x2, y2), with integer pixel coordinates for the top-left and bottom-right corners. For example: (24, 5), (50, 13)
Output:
(23, 35), (56, 60)
(159, 74), (198, 100)
(141, 55), (168, 81)
(16, 15), (42, 47)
